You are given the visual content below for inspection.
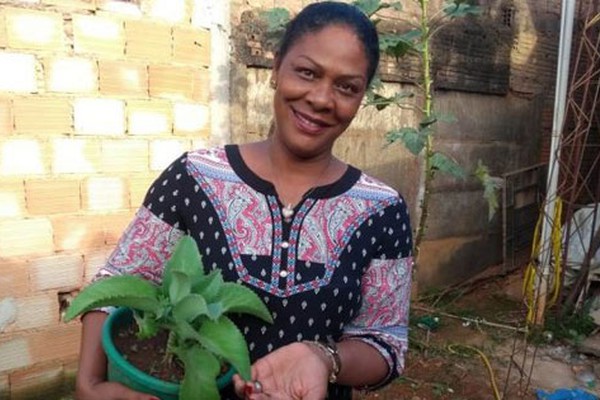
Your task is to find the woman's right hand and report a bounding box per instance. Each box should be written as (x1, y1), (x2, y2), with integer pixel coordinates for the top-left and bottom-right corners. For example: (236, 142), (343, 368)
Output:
(76, 312), (158, 400)
(75, 381), (160, 400)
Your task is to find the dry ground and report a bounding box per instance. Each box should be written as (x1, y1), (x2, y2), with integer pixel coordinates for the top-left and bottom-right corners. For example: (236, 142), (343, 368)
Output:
(355, 267), (600, 400)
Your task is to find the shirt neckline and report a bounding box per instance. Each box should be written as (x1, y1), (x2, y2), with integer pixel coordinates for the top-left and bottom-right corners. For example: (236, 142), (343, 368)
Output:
(225, 144), (361, 200)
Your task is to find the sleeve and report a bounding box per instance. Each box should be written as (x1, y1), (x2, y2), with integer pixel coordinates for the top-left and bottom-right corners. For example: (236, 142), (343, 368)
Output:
(93, 153), (195, 284)
(341, 197), (413, 390)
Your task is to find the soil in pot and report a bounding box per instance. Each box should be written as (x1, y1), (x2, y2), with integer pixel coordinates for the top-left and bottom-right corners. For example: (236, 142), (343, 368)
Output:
(112, 324), (185, 383)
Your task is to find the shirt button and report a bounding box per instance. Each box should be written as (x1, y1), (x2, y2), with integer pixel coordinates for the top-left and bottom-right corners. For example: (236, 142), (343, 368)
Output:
(279, 270), (289, 278)
(281, 241), (289, 249)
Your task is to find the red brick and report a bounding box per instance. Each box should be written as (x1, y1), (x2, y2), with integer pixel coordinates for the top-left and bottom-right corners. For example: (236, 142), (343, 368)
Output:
(13, 97), (72, 134)
(5, 8), (64, 51)
(8, 294), (59, 332)
(74, 98), (125, 136)
(83, 247), (111, 283)
(146, 0), (188, 24)
(173, 102), (209, 134)
(73, 14), (124, 57)
(0, 218), (53, 258)
(51, 138), (101, 174)
(128, 173), (155, 207)
(45, 57), (98, 93)
(125, 20), (171, 61)
(192, 68), (210, 103)
(100, 139), (148, 172)
(29, 253), (84, 292)
(104, 211), (134, 245)
(99, 60), (148, 97)
(25, 178), (80, 215)
(0, 53), (37, 93)
(172, 27), (210, 67)
(9, 362), (64, 400)
(0, 99), (13, 136)
(52, 215), (107, 251)
(0, 261), (30, 297)
(149, 139), (189, 171)
(28, 324), (81, 368)
(149, 65), (195, 100)
(127, 99), (171, 135)
(81, 176), (128, 211)
(0, 336), (30, 373)
(0, 179), (26, 218)
(0, 139), (46, 176)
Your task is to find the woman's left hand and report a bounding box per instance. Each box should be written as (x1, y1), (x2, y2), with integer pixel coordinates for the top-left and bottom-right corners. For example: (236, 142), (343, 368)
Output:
(233, 342), (330, 400)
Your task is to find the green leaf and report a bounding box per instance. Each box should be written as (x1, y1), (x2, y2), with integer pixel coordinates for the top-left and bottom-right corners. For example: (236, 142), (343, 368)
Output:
(133, 310), (159, 339)
(173, 294), (209, 322)
(206, 302), (224, 320)
(443, 1), (482, 18)
(64, 275), (160, 322)
(199, 316), (252, 380)
(162, 236), (204, 296)
(192, 270), (224, 302)
(260, 8), (290, 33)
(219, 282), (273, 323)
(169, 271), (191, 305)
(379, 33), (416, 58)
(419, 115), (438, 128)
(353, 0), (388, 16)
(366, 91), (414, 111)
(430, 152), (466, 179)
(176, 347), (221, 400)
(474, 160), (502, 221)
(386, 127), (426, 155)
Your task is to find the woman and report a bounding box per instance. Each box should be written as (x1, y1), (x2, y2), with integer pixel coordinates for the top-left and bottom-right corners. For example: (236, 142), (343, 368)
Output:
(75, 2), (412, 400)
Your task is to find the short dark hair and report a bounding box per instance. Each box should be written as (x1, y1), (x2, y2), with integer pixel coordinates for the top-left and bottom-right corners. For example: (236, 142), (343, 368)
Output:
(276, 1), (380, 84)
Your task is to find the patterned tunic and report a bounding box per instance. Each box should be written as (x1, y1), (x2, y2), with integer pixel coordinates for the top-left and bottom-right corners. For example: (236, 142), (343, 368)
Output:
(96, 145), (413, 399)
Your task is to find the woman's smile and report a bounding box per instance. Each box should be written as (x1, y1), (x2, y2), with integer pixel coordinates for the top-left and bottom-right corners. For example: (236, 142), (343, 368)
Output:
(291, 107), (333, 135)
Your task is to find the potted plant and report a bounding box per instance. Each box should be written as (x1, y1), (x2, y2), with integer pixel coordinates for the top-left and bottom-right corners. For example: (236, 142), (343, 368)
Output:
(64, 235), (273, 400)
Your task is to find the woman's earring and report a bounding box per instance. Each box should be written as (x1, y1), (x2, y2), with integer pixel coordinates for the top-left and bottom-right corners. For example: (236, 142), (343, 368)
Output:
(270, 80), (277, 89)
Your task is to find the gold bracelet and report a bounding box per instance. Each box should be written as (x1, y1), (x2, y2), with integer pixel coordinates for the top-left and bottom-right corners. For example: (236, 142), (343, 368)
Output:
(304, 340), (341, 383)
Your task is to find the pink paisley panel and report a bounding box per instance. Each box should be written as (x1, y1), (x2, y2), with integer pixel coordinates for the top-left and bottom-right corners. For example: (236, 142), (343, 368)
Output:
(97, 206), (184, 283)
(205, 177), (273, 257)
(298, 196), (373, 264)
(353, 257), (412, 327)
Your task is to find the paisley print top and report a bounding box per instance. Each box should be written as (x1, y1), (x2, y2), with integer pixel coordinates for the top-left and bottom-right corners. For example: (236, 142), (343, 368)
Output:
(96, 145), (413, 398)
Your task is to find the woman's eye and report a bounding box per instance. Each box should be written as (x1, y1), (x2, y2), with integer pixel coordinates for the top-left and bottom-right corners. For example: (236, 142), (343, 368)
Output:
(337, 82), (358, 95)
(297, 68), (315, 79)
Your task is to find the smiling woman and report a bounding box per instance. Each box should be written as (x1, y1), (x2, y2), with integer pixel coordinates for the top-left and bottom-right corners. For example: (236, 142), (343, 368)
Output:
(74, 2), (413, 400)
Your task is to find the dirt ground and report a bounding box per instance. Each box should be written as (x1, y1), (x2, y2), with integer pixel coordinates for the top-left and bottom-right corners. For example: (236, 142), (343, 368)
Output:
(354, 266), (600, 400)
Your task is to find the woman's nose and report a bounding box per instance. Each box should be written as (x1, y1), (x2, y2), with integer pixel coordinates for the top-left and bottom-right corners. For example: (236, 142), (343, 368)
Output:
(306, 81), (334, 111)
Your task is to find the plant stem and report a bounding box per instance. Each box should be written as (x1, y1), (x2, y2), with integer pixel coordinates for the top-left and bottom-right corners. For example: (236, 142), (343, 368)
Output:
(414, 0), (434, 261)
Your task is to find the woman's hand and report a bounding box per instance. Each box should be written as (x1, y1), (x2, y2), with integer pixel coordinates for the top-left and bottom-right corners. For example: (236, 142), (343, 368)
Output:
(233, 342), (331, 400)
(75, 381), (160, 400)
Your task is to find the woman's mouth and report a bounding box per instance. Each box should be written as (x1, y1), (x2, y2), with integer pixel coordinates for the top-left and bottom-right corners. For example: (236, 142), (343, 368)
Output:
(292, 109), (330, 135)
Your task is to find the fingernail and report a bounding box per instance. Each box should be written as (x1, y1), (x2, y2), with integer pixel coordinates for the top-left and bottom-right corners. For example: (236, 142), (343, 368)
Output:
(244, 382), (254, 396)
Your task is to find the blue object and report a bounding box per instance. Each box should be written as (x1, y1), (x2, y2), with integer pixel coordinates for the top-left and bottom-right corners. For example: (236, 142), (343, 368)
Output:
(536, 388), (599, 400)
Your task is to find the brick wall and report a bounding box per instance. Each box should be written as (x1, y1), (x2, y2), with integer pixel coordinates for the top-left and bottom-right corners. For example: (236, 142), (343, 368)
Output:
(0, 0), (212, 397)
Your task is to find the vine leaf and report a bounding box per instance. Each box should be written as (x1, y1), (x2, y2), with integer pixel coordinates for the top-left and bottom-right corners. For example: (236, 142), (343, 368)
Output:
(431, 152), (466, 179)
(386, 127), (426, 155)
(443, 1), (482, 18)
(261, 7), (290, 33)
(475, 160), (503, 220)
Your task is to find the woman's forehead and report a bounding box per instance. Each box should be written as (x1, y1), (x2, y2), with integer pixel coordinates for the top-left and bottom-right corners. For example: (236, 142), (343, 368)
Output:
(282, 25), (369, 78)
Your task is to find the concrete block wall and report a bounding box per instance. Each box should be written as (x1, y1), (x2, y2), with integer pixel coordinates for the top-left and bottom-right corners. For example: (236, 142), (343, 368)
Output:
(0, 0), (212, 397)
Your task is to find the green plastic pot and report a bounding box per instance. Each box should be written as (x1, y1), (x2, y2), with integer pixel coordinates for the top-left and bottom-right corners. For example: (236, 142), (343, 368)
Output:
(102, 307), (235, 400)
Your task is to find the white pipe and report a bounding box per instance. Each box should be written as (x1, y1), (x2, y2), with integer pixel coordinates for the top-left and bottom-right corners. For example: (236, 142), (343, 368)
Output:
(535, 0), (576, 324)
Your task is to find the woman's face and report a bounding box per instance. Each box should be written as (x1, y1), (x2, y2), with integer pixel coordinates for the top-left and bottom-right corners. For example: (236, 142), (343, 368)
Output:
(271, 24), (369, 159)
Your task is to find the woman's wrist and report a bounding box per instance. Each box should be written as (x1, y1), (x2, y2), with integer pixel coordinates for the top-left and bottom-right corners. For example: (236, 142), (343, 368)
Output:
(302, 340), (341, 383)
